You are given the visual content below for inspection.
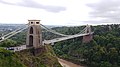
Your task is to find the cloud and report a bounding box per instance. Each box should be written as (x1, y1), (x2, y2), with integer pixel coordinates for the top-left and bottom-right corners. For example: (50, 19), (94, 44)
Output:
(86, 0), (120, 23)
(0, 0), (66, 13)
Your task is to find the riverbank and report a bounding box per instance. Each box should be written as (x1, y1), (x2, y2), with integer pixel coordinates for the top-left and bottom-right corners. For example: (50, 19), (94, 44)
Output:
(58, 58), (85, 67)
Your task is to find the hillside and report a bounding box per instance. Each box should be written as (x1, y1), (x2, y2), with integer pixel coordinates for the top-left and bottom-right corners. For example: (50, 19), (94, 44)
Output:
(1, 24), (120, 67)
(0, 45), (62, 67)
(53, 24), (120, 67)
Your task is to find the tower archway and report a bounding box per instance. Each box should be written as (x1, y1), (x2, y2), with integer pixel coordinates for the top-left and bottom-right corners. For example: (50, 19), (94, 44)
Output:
(29, 35), (33, 46)
(30, 27), (33, 34)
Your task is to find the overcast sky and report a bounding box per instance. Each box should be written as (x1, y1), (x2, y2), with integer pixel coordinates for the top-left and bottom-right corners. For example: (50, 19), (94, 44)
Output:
(0, 0), (120, 26)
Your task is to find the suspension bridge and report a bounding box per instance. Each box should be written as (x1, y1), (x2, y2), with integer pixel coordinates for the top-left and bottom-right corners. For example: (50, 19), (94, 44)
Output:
(0, 20), (93, 51)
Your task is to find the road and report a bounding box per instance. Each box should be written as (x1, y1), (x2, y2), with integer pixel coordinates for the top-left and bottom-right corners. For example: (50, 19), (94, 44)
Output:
(43, 32), (93, 44)
(58, 58), (85, 67)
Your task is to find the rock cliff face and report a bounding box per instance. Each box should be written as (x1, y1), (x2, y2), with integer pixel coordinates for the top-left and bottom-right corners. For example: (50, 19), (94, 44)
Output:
(0, 45), (62, 67)
(16, 45), (62, 67)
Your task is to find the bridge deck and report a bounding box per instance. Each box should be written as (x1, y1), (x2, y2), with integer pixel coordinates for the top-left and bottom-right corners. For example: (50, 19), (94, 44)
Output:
(43, 32), (93, 44)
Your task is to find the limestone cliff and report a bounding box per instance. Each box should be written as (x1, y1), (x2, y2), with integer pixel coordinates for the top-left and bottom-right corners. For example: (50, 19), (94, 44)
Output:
(0, 45), (62, 67)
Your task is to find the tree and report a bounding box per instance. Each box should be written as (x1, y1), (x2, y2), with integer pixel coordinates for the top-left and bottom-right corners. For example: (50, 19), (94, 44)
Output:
(0, 39), (17, 47)
(100, 61), (112, 67)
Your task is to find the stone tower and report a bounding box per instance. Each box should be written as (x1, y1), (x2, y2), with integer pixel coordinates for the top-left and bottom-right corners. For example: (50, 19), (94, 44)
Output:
(26, 20), (42, 48)
(83, 25), (93, 43)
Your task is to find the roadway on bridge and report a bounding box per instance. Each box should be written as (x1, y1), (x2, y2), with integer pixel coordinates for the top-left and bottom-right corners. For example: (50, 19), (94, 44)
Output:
(43, 32), (93, 44)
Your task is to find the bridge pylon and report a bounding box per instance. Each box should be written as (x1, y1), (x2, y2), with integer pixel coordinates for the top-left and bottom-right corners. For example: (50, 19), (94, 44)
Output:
(83, 25), (93, 43)
(26, 20), (42, 48)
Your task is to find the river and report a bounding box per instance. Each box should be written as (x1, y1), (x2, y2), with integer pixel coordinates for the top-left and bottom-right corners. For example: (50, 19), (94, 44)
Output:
(58, 58), (85, 67)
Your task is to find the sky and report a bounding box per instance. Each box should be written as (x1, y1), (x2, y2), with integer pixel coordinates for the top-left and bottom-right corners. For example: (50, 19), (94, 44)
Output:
(0, 0), (120, 26)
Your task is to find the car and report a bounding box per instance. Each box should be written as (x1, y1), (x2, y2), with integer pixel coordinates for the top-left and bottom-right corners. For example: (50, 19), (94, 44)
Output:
(7, 47), (14, 50)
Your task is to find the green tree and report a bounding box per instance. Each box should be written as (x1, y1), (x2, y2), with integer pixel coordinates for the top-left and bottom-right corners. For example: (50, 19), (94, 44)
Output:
(0, 39), (17, 47)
